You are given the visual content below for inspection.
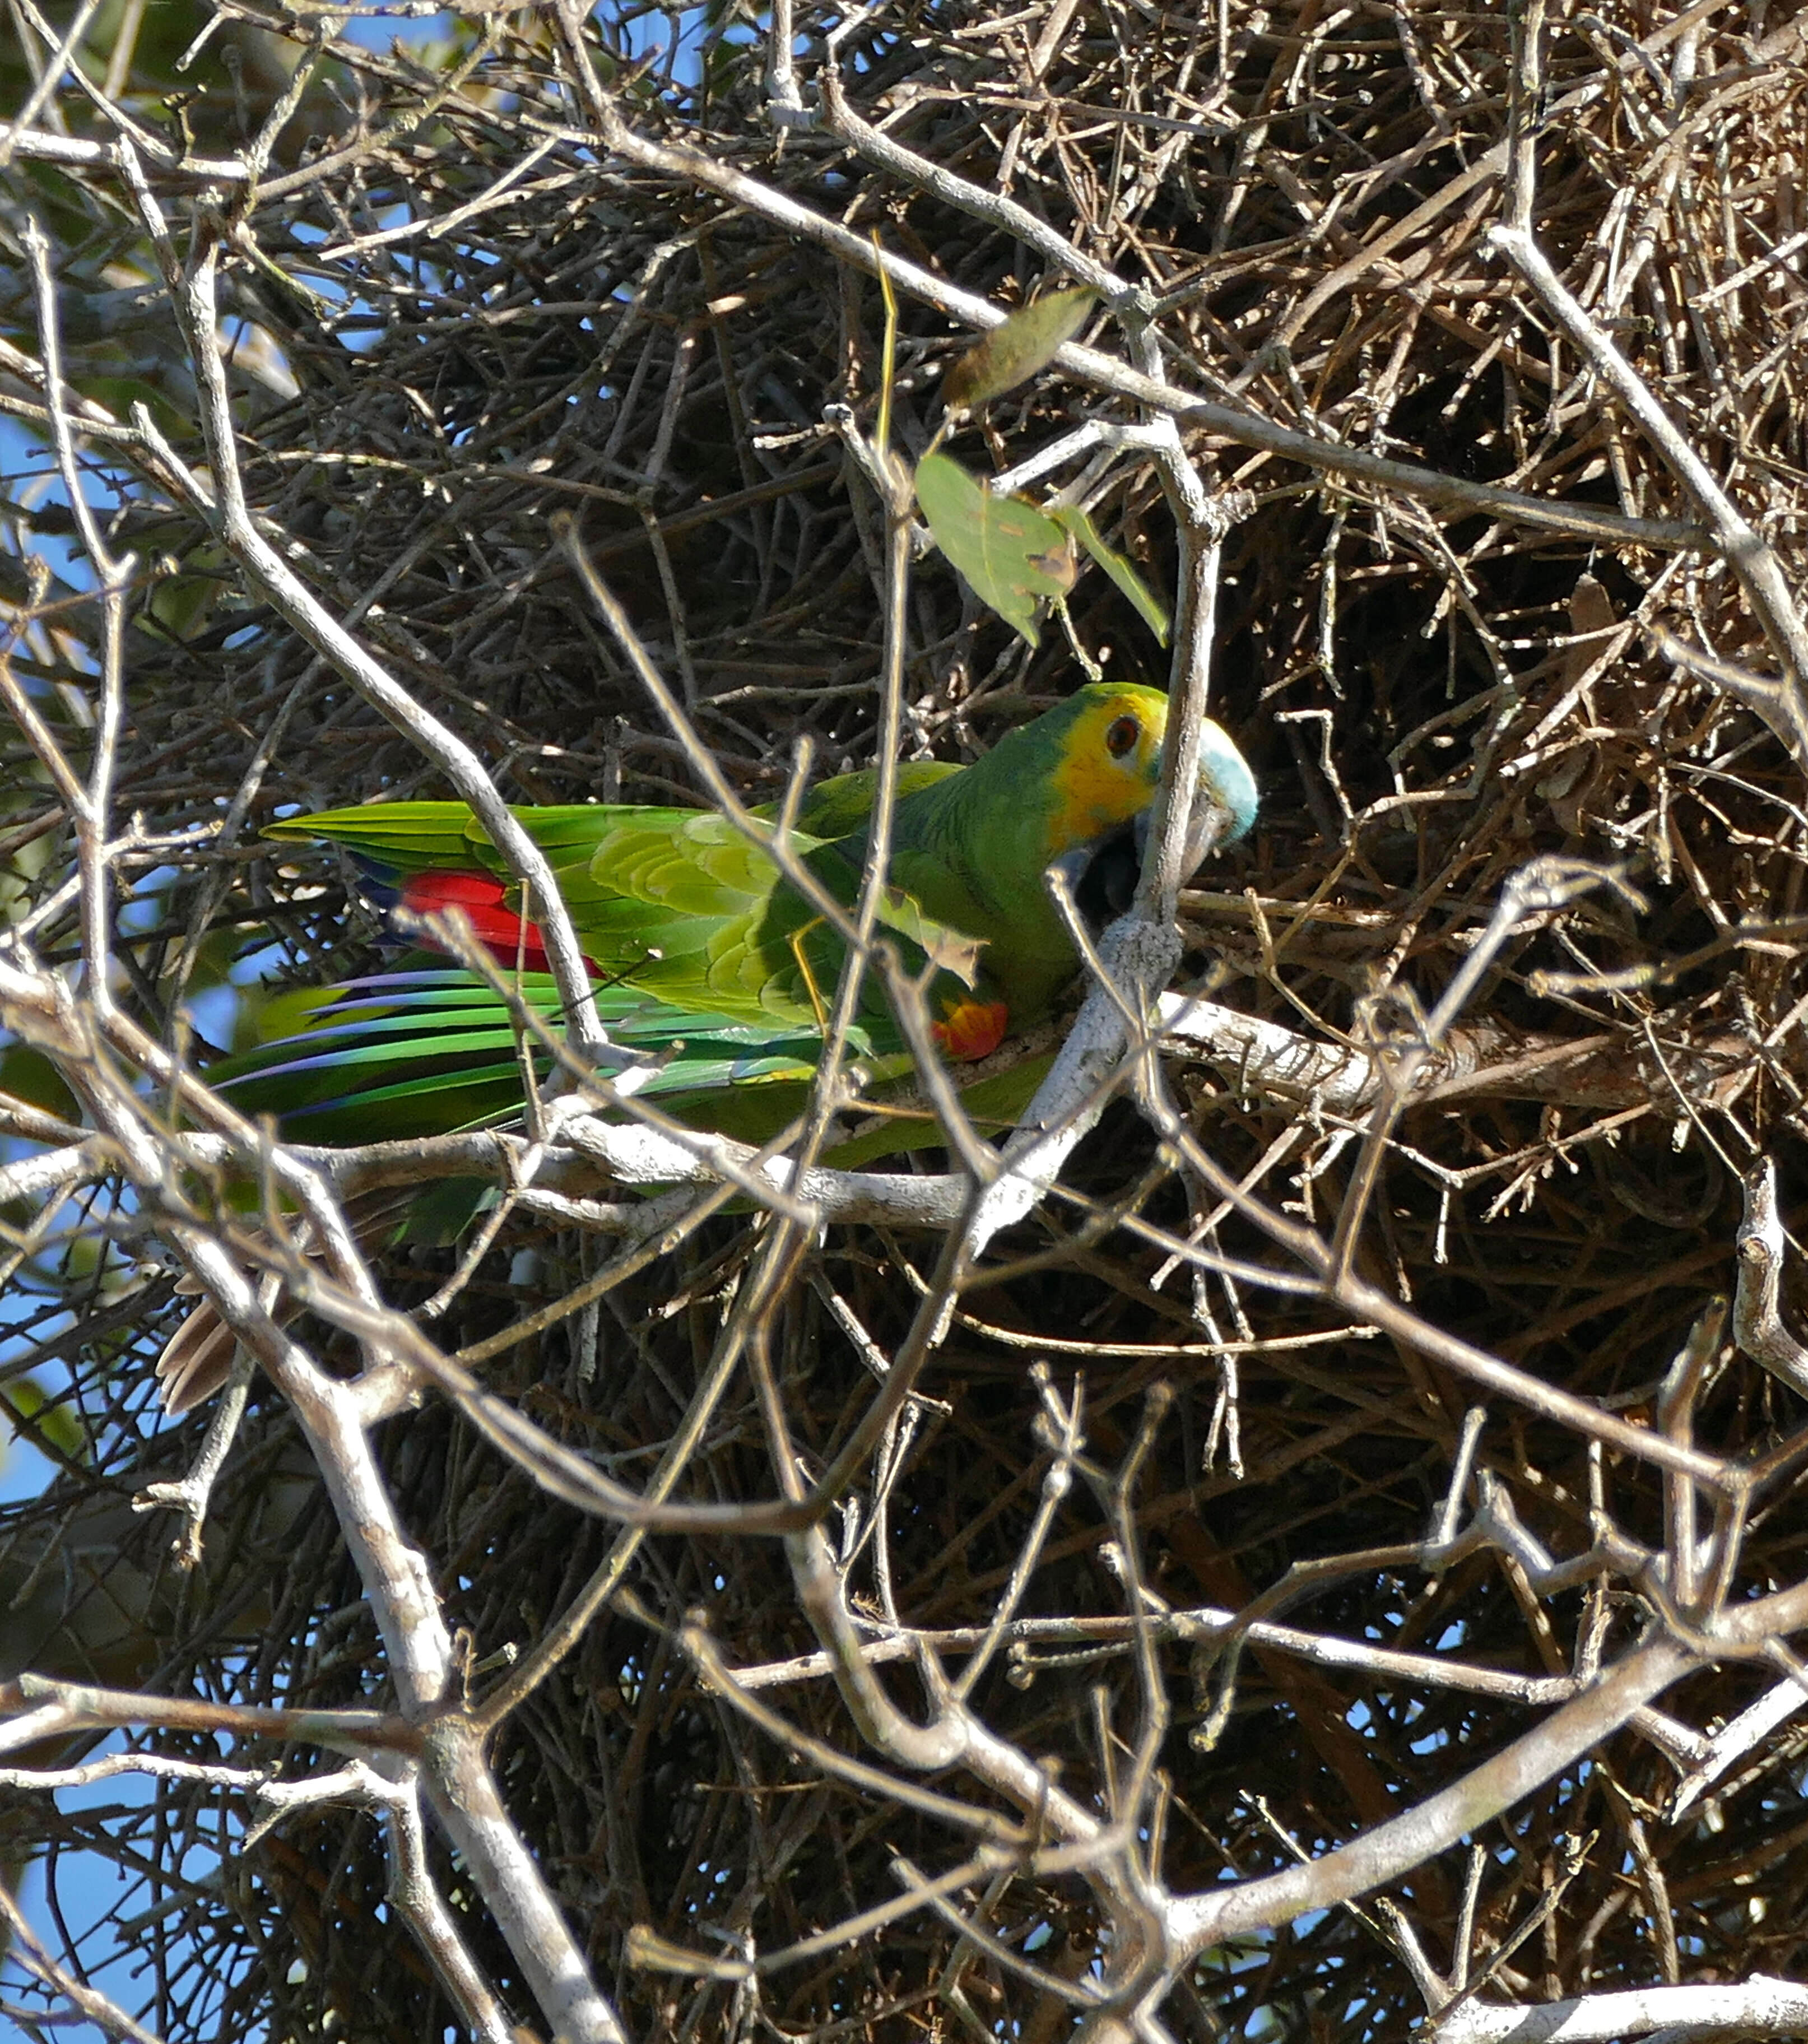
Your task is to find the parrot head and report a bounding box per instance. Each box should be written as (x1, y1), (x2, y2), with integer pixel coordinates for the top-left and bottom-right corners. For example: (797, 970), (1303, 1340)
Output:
(1034, 682), (1257, 857)
(1027, 682), (1257, 922)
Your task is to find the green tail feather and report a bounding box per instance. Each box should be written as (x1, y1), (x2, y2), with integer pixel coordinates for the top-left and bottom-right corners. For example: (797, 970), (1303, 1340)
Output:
(209, 968), (904, 1146)
(206, 964), (1047, 1160)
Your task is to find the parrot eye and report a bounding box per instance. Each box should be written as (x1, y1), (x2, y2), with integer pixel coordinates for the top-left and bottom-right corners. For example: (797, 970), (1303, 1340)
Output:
(1105, 714), (1140, 758)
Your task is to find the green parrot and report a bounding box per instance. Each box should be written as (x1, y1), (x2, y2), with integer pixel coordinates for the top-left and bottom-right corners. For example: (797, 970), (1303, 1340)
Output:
(156, 684), (1256, 1410)
(206, 682), (1257, 1140)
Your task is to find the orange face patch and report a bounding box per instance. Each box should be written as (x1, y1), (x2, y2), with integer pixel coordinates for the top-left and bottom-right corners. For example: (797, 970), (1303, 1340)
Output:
(1046, 690), (1167, 852)
(933, 996), (1010, 1062)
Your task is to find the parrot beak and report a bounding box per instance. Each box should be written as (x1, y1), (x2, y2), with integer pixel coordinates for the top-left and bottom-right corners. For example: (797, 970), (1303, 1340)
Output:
(1054, 732), (1256, 935)
(1127, 786), (1242, 886)
(1160, 791), (1243, 880)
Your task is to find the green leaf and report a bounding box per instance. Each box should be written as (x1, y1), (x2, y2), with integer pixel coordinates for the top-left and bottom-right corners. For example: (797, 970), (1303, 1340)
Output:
(941, 289), (1099, 415)
(0, 1043), (79, 1123)
(913, 452), (1077, 648)
(401, 1177), (498, 1248)
(4, 1374), (87, 1464)
(175, 924), (250, 997)
(1050, 504), (1172, 646)
(142, 568), (227, 644)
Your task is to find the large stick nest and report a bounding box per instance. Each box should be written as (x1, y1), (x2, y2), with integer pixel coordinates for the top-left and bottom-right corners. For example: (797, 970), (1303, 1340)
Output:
(6, 3), (1808, 2040)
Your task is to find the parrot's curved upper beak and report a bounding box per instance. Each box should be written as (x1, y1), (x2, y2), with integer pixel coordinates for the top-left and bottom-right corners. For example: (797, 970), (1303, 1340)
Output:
(1056, 735), (1256, 936)
(1142, 786), (1244, 884)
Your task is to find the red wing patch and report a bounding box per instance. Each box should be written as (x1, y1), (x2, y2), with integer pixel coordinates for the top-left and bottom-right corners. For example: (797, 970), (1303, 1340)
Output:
(401, 871), (588, 975)
(932, 996), (1009, 1062)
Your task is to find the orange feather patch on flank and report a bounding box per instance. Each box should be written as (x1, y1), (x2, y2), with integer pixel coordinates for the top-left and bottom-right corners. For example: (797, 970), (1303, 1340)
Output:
(933, 996), (1010, 1062)
(400, 871), (595, 975)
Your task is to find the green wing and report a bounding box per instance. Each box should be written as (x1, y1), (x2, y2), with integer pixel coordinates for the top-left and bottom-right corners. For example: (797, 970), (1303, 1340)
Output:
(269, 800), (982, 1032)
(781, 760), (963, 839)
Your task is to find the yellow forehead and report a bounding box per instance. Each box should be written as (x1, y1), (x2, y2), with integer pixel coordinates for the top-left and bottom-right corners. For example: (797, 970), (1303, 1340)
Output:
(1047, 691), (1167, 849)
